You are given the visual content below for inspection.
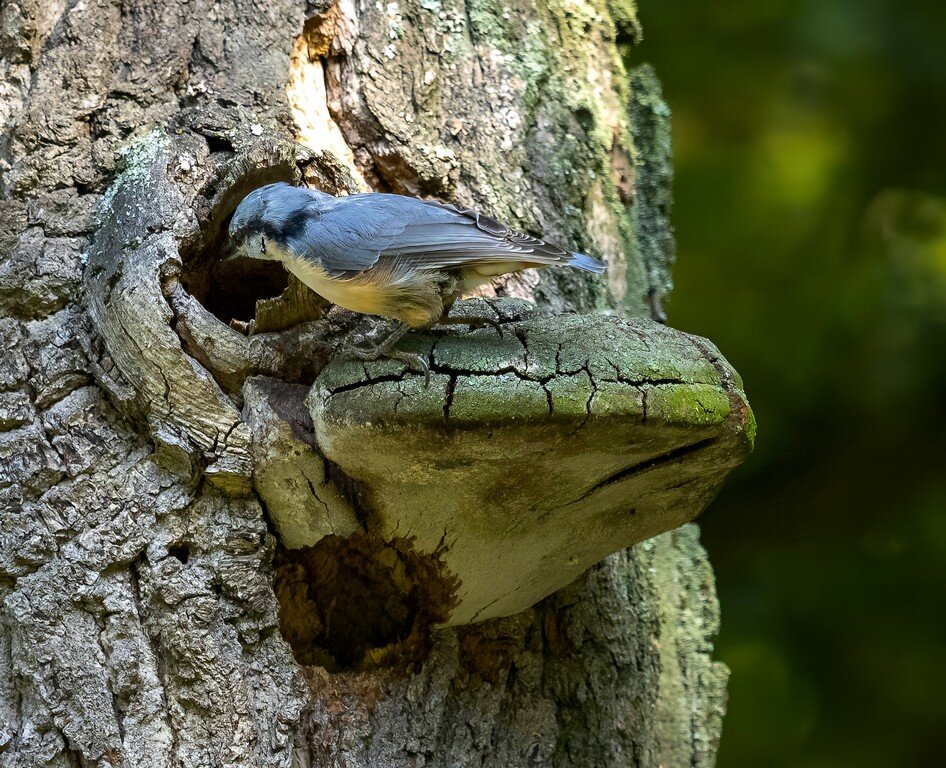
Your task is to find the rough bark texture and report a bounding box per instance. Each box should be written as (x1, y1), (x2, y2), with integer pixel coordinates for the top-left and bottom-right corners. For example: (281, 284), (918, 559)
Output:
(0, 1), (747, 766)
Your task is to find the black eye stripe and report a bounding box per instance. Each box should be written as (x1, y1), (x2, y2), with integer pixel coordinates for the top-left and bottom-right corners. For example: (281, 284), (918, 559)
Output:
(283, 207), (314, 239)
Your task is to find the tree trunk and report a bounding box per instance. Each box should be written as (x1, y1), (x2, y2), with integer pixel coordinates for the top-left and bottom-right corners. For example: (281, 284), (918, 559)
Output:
(0, 1), (750, 766)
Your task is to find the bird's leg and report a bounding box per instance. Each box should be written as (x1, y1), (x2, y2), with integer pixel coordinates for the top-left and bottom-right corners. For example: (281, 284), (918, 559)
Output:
(435, 314), (503, 335)
(434, 295), (503, 336)
(338, 323), (431, 385)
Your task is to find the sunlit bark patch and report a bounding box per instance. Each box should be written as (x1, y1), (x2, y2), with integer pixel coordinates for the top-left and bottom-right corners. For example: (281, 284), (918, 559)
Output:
(287, 9), (366, 187)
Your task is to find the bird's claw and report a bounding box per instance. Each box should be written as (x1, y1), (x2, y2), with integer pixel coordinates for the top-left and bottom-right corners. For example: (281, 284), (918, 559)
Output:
(388, 350), (430, 386)
(436, 314), (503, 338)
(338, 343), (431, 387)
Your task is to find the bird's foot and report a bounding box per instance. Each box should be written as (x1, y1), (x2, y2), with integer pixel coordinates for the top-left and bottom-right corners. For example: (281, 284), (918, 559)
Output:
(339, 344), (430, 386)
(435, 314), (503, 337)
(337, 324), (431, 386)
(390, 350), (430, 386)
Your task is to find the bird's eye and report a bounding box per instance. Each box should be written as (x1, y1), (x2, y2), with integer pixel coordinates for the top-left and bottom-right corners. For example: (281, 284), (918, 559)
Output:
(259, 236), (267, 255)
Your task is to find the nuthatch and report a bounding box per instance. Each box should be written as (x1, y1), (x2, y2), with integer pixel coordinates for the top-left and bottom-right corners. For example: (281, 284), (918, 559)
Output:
(228, 183), (604, 376)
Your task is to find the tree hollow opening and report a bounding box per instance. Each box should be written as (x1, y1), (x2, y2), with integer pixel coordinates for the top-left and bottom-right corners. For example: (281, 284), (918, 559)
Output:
(273, 534), (458, 672)
(178, 164), (303, 327)
(187, 256), (290, 324)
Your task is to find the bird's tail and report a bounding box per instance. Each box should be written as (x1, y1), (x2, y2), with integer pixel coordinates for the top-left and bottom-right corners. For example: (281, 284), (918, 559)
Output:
(569, 252), (606, 274)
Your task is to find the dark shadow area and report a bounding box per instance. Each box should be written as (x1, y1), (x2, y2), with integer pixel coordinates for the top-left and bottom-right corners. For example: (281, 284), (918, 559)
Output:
(167, 543), (191, 564)
(273, 534), (458, 672)
(196, 257), (289, 323)
(635, 1), (946, 766)
(178, 161), (297, 325)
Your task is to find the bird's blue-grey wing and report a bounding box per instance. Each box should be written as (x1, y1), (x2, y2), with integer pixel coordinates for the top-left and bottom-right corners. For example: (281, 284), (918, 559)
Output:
(281, 197), (403, 273)
(284, 193), (601, 274)
(384, 200), (583, 269)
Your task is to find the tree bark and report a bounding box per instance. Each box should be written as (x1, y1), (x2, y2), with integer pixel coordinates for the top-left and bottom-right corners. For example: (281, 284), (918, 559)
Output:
(0, 1), (747, 766)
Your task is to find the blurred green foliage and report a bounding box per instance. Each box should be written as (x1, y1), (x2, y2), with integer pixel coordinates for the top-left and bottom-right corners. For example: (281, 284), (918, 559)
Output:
(634, 1), (946, 766)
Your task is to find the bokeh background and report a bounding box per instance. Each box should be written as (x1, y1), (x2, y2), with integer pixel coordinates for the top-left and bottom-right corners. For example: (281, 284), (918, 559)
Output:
(634, 2), (946, 766)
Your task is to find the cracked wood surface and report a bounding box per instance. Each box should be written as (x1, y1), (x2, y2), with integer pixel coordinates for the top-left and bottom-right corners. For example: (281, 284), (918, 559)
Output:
(309, 309), (752, 623)
(1, 0), (741, 766)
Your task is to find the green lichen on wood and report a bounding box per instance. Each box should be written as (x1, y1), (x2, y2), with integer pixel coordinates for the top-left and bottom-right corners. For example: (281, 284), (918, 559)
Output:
(646, 525), (730, 767)
(103, 130), (170, 206)
(345, 0), (651, 315)
(647, 384), (731, 427)
(629, 63), (677, 308)
(607, 0), (643, 43)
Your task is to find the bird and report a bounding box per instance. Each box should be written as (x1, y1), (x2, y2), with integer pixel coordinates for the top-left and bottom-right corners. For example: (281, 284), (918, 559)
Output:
(227, 182), (605, 378)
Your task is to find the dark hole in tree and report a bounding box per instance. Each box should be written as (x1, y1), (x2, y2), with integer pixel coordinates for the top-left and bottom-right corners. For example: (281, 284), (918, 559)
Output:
(168, 543), (190, 564)
(199, 256), (289, 323)
(273, 534), (458, 672)
(573, 106), (595, 133)
(204, 134), (234, 154)
(178, 167), (297, 325)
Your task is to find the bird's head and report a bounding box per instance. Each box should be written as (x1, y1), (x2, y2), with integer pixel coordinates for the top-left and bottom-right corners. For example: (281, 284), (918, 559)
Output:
(227, 182), (331, 262)
(227, 183), (285, 261)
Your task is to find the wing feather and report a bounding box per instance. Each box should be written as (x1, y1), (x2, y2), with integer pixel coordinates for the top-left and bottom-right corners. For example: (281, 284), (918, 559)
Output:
(284, 193), (586, 276)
